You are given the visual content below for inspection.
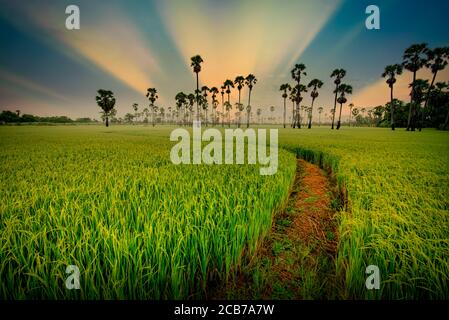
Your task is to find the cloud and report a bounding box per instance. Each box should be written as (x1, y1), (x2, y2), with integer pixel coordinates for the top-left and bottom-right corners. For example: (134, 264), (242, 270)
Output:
(0, 69), (69, 102)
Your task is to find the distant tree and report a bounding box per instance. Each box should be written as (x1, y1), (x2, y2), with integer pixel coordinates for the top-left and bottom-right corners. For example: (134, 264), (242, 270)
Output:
(336, 84), (352, 129)
(402, 43), (429, 131)
(256, 108), (262, 124)
(224, 101), (232, 127)
(307, 79), (324, 129)
(124, 113), (134, 123)
(330, 68), (346, 129)
(291, 63), (307, 128)
(382, 64), (403, 130)
(245, 74), (257, 128)
(175, 92), (187, 125)
(317, 107), (324, 126)
(132, 103), (139, 124)
(191, 55), (203, 121)
(279, 83), (291, 128)
(95, 89), (116, 127)
(220, 85), (226, 127)
(420, 47), (449, 131)
(146, 88), (158, 127)
(348, 103), (354, 126)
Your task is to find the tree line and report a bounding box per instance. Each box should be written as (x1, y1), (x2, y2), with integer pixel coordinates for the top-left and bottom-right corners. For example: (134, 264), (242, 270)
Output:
(0, 110), (97, 124)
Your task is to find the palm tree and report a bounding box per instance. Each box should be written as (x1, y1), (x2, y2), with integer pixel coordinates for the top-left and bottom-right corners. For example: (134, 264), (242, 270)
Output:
(175, 92), (187, 125)
(348, 103), (354, 127)
(420, 47), (449, 131)
(220, 85), (225, 127)
(351, 107), (359, 126)
(291, 63), (307, 128)
(209, 87), (219, 125)
(159, 107), (165, 124)
(233, 76), (245, 127)
(410, 79), (429, 116)
(307, 79), (323, 129)
(245, 74), (257, 128)
(224, 101), (232, 127)
(256, 108), (262, 125)
(223, 79), (234, 104)
(330, 69), (346, 129)
(382, 64), (403, 130)
(336, 84), (352, 130)
(270, 106), (275, 123)
(186, 93), (195, 125)
(96, 89), (116, 127)
(132, 103), (139, 124)
(402, 43), (429, 131)
(142, 107), (149, 124)
(293, 84), (307, 127)
(279, 83), (291, 128)
(317, 107), (323, 126)
(200, 85), (210, 125)
(289, 87), (297, 127)
(146, 88), (159, 127)
(190, 55), (203, 122)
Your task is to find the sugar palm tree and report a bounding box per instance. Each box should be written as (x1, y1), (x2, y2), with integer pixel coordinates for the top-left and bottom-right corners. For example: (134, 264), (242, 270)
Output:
(382, 64), (403, 130)
(410, 79), (429, 112)
(223, 79), (234, 104)
(175, 92), (187, 125)
(146, 87), (158, 127)
(224, 101), (232, 127)
(307, 79), (323, 129)
(186, 93), (195, 125)
(256, 108), (262, 125)
(402, 43), (429, 131)
(420, 46), (449, 131)
(330, 69), (346, 129)
(336, 84), (352, 130)
(291, 63), (307, 128)
(270, 106), (275, 123)
(233, 76), (245, 127)
(132, 103), (139, 124)
(220, 85), (225, 127)
(348, 103), (354, 127)
(351, 107), (359, 126)
(210, 87), (219, 125)
(201, 85), (210, 125)
(190, 55), (203, 122)
(317, 107), (323, 126)
(293, 84), (307, 127)
(279, 83), (291, 128)
(95, 89), (116, 127)
(142, 107), (149, 124)
(289, 86), (297, 127)
(245, 74), (257, 128)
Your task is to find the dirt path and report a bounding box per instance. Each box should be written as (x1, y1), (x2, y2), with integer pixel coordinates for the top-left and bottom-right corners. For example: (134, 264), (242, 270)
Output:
(212, 159), (340, 299)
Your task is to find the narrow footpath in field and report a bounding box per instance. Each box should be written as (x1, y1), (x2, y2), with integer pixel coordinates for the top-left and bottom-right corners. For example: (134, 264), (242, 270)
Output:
(212, 159), (340, 299)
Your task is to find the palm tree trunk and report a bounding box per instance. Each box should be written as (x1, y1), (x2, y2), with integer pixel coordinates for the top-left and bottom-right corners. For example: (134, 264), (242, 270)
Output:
(407, 71), (416, 131)
(419, 71), (437, 131)
(291, 101), (294, 127)
(283, 97), (286, 128)
(331, 84), (338, 129)
(221, 95), (224, 127)
(105, 116), (109, 127)
(336, 103), (343, 130)
(390, 85), (395, 130)
(247, 89), (251, 128)
(319, 113), (321, 127)
(196, 73), (199, 122)
(237, 90), (241, 128)
(308, 98), (315, 129)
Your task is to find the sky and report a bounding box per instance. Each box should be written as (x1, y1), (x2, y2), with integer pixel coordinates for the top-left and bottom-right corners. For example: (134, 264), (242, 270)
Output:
(0, 0), (448, 121)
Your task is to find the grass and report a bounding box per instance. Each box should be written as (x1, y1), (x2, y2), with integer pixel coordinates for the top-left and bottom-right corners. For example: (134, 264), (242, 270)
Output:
(1, 125), (448, 299)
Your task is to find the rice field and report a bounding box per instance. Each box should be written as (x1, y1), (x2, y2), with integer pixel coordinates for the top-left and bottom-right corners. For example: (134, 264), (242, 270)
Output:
(1, 125), (448, 299)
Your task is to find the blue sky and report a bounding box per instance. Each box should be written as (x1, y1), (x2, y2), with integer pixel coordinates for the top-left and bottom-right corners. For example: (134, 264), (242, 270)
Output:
(0, 0), (448, 120)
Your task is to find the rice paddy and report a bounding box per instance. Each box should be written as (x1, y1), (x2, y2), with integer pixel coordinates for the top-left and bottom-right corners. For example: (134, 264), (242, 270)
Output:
(1, 125), (448, 299)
